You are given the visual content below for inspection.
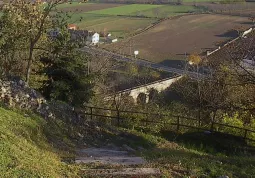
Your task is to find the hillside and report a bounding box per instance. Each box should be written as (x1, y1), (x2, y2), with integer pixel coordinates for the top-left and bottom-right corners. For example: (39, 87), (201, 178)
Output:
(0, 106), (77, 177)
(1, 102), (255, 177)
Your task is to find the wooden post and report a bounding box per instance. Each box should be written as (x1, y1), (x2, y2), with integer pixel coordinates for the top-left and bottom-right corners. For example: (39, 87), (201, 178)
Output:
(117, 110), (120, 127)
(90, 107), (93, 121)
(177, 116), (180, 132)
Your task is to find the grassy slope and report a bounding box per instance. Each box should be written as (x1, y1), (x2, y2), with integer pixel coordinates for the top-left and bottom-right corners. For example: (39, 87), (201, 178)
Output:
(0, 107), (77, 177)
(100, 129), (255, 177)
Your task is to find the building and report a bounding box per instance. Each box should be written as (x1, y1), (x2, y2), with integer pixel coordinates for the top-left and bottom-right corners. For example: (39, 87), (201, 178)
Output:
(87, 32), (100, 45)
(68, 24), (78, 30)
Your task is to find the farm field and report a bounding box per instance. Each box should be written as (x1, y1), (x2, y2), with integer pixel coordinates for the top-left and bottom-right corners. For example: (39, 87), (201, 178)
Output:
(64, 4), (205, 37)
(104, 14), (253, 62)
(78, 16), (156, 37)
(131, 5), (204, 18)
(86, 4), (163, 16)
(194, 2), (255, 16)
(58, 2), (124, 12)
(68, 12), (157, 37)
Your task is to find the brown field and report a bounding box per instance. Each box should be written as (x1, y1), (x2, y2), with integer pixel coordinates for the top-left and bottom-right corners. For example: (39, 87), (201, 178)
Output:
(59, 3), (123, 13)
(195, 2), (255, 16)
(105, 14), (253, 62)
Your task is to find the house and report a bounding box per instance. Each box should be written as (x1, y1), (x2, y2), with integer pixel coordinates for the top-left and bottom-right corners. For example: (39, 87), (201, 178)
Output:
(87, 32), (100, 45)
(68, 24), (78, 30)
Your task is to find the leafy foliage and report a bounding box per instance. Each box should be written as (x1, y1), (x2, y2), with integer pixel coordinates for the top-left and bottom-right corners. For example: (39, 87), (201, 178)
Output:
(40, 32), (94, 106)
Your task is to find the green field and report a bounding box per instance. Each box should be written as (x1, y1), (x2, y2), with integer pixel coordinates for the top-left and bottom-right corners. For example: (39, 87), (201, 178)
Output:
(83, 17), (155, 37)
(131, 5), (204, 18)
(87, 4), (163, 16)
(64, 4), (205, 38)
(67, 13), (156, 37)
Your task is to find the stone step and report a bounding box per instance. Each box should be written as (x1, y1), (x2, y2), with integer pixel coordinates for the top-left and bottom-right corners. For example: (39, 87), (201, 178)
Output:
(77, 148), (130, 157)
(75, 156), (145, 165)
(81, 168), (161, 176)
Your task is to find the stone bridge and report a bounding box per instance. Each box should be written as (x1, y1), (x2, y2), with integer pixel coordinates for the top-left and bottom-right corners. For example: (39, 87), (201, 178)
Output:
(116, 75), (183, 103)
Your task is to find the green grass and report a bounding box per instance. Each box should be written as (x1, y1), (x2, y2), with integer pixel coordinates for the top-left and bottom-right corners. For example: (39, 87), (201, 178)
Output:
(106, 129), (255, 177)
(0, 107), (77, 177)
(66, 4), (203, 37)
(67, 13), (156, 37)
(82, 17), (155, 37)
(87, 4), (163, 16)
(133, 5), (204, 18)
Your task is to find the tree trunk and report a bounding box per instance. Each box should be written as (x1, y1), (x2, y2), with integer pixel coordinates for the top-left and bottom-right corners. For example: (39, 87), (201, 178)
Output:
(25, 42), (34, 84)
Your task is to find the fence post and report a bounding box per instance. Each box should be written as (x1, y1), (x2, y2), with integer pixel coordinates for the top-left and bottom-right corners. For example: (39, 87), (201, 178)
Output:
(177, 116), (180, 132)
(117, 110), (120, 127)
(244, 129), (248, 140)
(90, 107), (93, 121)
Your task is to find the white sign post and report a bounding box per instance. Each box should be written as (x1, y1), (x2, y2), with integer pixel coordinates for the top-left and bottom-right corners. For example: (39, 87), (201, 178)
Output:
(134, 50), (139, 58)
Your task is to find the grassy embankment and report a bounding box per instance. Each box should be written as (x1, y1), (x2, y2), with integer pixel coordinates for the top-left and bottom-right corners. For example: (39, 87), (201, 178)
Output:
(1, 104), (255, 177)
(105, 129), (255, 177)
(0, 106), (78, 177)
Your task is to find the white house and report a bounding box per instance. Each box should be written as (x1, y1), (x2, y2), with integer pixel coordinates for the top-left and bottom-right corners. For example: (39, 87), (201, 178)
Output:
(91, 33), (100, 45)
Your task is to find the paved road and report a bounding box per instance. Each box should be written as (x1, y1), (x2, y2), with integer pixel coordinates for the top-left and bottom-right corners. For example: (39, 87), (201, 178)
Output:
(81, 46), (205, 79)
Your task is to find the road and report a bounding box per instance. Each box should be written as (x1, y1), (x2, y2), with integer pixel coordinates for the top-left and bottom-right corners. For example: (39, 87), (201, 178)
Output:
(81, 46), (205, 79)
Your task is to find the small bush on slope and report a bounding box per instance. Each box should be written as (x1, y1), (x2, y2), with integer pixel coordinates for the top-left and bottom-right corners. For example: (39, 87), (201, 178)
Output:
(0, 107), (77, 177)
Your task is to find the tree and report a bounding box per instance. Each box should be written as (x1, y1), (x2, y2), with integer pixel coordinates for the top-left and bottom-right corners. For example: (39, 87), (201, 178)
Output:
(0, 0), (95, 107)
(169, 31), (255, 126)
(0, 0), (63, 84)
(40, 31), (94, 107)
(188, 53), (201, 65)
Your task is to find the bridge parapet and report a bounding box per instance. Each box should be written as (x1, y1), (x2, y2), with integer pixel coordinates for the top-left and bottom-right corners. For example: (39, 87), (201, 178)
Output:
(116, 75), (183, 104)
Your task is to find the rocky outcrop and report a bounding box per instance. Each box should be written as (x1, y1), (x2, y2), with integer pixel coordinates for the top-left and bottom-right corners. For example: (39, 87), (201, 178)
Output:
(0, 79), (45, 110)
(0, 79), (80, 122)
(0, 79), (107, 143)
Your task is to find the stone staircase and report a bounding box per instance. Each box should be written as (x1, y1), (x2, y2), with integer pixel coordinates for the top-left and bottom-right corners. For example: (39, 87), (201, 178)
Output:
(76, 146), (161, 177)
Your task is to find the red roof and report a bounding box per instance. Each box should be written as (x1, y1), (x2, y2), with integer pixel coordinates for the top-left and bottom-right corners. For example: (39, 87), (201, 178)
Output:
(68, 24), (77, 29)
